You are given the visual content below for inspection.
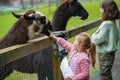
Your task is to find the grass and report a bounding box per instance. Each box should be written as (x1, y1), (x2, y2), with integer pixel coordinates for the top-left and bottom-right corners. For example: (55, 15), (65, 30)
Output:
(0, 0), (120, 79)
(5, 70), (38, 80)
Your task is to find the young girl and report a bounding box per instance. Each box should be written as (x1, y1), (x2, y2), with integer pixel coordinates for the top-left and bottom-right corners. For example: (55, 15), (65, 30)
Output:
(92, 0), (120, 80)
(50, 32), (96, 80)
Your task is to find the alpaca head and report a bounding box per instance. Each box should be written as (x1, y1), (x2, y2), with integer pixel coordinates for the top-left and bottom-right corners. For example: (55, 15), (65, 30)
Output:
(67, 0), (89, 20)
(12, 10), (52, 39)
(52, 0), (89, 31)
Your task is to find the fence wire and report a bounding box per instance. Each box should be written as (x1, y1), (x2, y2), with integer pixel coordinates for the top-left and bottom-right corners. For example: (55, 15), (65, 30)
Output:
(0, 46), (54, 80)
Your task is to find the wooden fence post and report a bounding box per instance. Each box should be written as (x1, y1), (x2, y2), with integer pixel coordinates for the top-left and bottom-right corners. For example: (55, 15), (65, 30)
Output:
(52, 50), (63, 80)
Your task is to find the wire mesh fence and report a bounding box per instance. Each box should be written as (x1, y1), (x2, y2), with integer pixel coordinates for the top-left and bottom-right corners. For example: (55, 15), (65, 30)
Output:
(0, 46), (54, 80)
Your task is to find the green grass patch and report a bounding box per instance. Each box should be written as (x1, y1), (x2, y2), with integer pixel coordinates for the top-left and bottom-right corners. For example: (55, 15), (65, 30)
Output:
(5, 70), (37, 80)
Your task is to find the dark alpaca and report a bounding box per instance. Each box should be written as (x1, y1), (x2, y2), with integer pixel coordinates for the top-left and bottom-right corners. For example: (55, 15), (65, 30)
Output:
(0, 10), (52, 80)
(52, 0), (88, 31)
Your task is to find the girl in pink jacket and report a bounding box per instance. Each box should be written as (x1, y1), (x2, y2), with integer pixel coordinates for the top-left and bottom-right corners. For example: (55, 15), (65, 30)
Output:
(49, 32), (96, 80)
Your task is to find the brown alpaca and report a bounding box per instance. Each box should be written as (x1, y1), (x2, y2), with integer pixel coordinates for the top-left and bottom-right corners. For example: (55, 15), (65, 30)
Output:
(0, 10), (52, 80)
(0, 10), (51, 49)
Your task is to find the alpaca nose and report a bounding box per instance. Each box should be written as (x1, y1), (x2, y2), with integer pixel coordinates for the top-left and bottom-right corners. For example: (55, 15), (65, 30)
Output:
(82, 12), (89, 20)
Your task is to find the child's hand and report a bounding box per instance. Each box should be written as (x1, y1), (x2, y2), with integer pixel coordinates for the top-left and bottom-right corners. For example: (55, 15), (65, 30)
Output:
(49, 33), (58, 41)
(49, 33), (55, 38)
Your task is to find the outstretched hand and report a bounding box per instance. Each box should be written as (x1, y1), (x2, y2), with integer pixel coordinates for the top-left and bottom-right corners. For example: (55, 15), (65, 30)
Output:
(49, 33), (58, 41)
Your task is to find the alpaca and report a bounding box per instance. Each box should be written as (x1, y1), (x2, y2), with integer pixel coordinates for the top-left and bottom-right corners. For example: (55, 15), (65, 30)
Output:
(0, 10), (52, 80)
(52, 0), (88, 31)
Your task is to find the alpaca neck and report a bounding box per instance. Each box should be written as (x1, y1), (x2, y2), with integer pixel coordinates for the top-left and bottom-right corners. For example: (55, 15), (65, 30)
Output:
(0, 36), (16, 49)
(52, 6), (72, 31)
(0, 19), (29, 49)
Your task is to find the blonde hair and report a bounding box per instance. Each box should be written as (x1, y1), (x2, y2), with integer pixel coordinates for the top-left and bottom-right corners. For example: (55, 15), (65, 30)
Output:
(74, 32), (96, 68)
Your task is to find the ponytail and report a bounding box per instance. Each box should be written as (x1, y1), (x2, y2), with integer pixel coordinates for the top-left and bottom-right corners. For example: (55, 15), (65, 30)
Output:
(77, 33), (96, 68)
(88, 42), (96, 68)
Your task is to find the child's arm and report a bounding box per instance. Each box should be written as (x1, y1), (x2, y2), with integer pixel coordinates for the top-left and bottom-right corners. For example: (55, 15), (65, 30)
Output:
(49, 33), (74, 52)
(91, 22), (108, 45)
(49, 33), (58, 41)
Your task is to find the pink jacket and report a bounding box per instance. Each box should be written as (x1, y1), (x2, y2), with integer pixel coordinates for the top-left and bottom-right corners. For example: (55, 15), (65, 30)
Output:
(57, 38), (90, 80)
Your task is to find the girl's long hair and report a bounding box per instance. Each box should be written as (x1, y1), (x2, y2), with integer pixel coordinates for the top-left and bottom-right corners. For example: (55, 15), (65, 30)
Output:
(74, 33), (96, 68)
(88, 42), (96, 68)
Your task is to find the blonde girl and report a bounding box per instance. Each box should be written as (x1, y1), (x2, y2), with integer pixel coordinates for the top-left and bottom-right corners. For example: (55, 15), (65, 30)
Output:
(50, 32), (96, 80)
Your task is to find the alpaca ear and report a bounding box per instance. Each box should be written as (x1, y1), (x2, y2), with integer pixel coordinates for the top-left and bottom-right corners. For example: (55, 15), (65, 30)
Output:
(24, 13), (35, 20)
(69, 0), (77, 4)
(12, 12), (22, 18)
